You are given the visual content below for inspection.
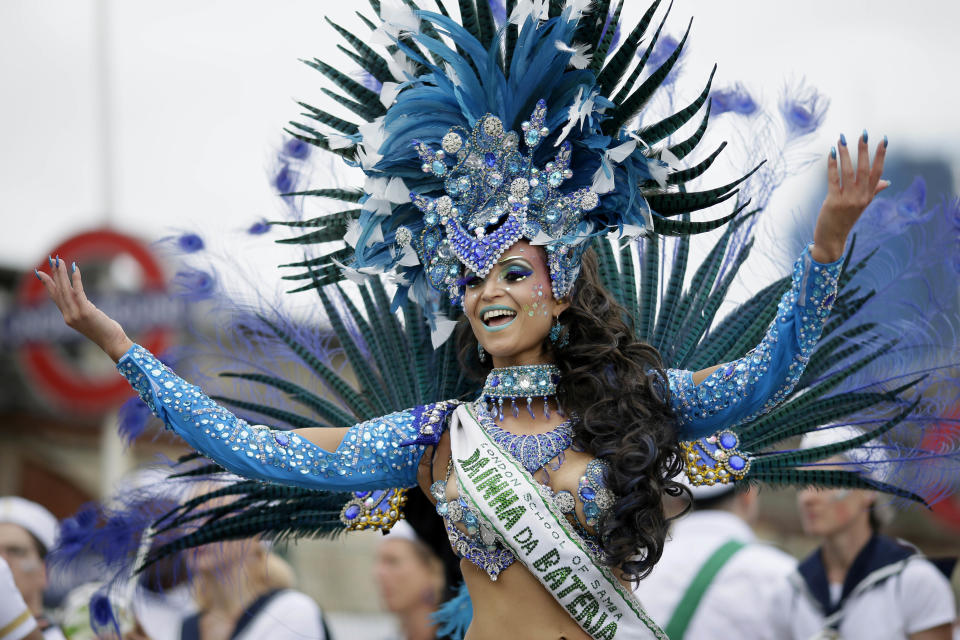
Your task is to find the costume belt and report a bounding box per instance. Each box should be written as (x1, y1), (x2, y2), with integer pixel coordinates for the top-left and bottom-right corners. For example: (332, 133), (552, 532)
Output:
(450, 404), (665, 640)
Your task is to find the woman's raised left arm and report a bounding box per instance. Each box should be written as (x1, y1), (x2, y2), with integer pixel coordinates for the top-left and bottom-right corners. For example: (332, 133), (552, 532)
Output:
(668, 131), (888, 439)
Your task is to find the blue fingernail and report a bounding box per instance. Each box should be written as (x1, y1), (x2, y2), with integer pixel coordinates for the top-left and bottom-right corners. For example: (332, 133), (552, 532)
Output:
(862, 129), (868, 143)
(35, 269), (41, 281)
(830, 146), (837, 159)
(55, 255), (60, 268)
(883, 135), (888, 148)
(840, 133), (847, 146)
(71, 261), (77, 274)
(48, 256), (53, 268)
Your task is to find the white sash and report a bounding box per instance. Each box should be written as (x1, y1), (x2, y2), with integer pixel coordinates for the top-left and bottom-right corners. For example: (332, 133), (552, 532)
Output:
(449, 404), (665, 640)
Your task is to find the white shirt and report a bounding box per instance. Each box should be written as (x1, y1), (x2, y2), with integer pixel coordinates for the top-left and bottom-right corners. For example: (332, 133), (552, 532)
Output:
(0, 557), (37, 640)
(633, 510), (796, 640)
(770, 546), (956, 639)
(179, 590), (326, 640)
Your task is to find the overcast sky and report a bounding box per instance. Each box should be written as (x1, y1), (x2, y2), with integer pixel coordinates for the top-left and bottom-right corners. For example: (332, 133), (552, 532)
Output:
(1, 1), (957, 276)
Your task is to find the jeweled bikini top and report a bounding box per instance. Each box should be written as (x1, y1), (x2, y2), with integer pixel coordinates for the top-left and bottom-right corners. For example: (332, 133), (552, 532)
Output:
(432, 402), (613, 580)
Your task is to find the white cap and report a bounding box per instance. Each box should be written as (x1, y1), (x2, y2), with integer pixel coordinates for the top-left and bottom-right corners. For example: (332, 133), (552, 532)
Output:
(382, 518), (418, 542)
(677, 472), (737, 501)
(0, 496), (59, 553)
(799, 425), (889, 481)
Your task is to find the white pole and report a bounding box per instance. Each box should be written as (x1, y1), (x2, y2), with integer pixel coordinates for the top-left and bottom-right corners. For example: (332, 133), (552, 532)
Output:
(99, 410), (130, 499)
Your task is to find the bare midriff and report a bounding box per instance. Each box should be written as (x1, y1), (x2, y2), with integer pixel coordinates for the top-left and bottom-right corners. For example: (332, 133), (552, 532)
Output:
(461, 558), (592, 640)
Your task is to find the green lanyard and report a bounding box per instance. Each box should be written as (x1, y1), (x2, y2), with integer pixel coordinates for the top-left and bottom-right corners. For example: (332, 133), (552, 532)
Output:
(663, 539), (746, 639)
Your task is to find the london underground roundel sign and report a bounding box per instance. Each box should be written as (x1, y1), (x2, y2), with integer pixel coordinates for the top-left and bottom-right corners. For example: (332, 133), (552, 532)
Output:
(15, 230), (175, 414)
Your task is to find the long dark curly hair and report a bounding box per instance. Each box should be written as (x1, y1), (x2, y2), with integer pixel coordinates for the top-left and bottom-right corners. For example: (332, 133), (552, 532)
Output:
(456, 247), (687, 581)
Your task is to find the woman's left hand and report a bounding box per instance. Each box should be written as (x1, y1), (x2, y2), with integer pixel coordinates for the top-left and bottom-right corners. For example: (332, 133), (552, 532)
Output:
(811, 131), (889, 263)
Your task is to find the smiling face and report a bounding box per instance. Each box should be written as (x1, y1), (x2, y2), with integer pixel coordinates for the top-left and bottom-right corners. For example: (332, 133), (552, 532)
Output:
(462, 240), (569, 367)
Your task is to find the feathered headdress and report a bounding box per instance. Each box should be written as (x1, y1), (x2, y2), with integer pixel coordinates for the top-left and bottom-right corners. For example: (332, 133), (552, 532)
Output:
(281, 0), (756, 327)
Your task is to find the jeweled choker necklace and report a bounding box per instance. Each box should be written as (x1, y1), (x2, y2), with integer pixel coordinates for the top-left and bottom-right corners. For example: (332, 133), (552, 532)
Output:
(482, 364), (561, 420)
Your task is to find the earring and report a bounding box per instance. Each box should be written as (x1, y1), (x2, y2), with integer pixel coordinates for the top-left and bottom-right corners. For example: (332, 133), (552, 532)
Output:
(478, 343), (487, 362)
(549, 317), (569, 349)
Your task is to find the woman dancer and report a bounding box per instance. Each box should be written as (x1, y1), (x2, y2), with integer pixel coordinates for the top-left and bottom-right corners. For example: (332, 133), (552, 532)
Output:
(37, 3), (905, 638)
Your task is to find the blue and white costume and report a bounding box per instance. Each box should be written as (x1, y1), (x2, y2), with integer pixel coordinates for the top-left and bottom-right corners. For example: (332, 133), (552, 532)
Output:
(117, 247), (841, 584)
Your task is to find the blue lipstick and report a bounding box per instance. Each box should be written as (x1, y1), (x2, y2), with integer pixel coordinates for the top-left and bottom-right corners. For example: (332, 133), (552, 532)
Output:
(478, 304), (517, 332)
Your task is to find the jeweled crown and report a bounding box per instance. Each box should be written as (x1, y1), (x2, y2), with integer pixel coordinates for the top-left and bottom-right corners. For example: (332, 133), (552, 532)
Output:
(400, 100), (599, 305)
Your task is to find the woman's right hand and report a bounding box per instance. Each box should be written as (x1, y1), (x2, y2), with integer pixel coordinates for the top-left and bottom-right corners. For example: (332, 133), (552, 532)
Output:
(36, 257), (133, 362)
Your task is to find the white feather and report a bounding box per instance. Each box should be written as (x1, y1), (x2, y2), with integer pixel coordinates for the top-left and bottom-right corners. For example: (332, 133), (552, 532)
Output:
(509, 0), (549, 25)
(371, 1), (421, 45)
(554, 41), (593, 69)
(443, 63), (461, 88)
(660, 147), (680, 167)
(326, 134), (354, 150)
(344, 219), (362, 248)
(648, 161), (669, 188)
(430, 313), (459, 349)
(387, 51), (418, 82)
(379, 81), (402, 107)
(563, 0), (593, 21)
(528, 231), (557, 245)
(331, 257), (380, 284)
(383, 177), (411, 203)
(397, 244), (421, 266)
(606, 140), (637, 163)
(555, 86), (589, 145)
(591, 159), (616, 194)
(357, 118), (386, 170)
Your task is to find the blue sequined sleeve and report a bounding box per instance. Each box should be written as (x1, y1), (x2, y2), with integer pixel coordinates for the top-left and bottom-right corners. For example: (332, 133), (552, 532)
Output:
(667, 245), (843, 440)
(116, 344), (430, 491)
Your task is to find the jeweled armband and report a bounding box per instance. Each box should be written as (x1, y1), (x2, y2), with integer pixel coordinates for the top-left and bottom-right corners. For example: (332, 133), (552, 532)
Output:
(679, 431), (750, 487)
(339, 488), (408, 532)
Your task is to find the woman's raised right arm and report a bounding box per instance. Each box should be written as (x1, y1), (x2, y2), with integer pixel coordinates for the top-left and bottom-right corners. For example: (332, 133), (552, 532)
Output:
(36, 257), (429, 492)
(117, 343), (425, 490)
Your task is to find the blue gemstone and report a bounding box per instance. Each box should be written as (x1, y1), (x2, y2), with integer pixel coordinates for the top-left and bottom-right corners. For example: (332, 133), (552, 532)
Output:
(719, 433), (738, 450)
(377, 494), (392, 512)
(432, 160), (447, 175)
(531, 186), (546, 202)
(344, 504), (361, 520)
(445, 177), (460, 195)
(274, 433), (290, 446)
(464, 512), (478, 526)
(484, 152), (497, 167)
(723, 363), (736, 378)
(525, 131), (540, 145)
(355, 491), (371, 499)
(580, 485), (596, 501)
(548, 171), (563, 187)
(583, 502), (599, 517)
(490, 376), (500, 387)
(425, 213), (438, 226)
(824, 293), (836, 307)
(728, 455), (746, 471)
(503, 374), (515, 386)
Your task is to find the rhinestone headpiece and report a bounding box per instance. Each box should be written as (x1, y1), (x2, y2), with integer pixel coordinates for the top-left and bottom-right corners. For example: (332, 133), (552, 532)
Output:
(402, 99), (599, 306)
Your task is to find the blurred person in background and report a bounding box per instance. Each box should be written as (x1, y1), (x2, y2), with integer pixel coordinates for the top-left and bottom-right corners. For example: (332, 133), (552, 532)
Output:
(0, 497), (65, 640)
(374, 520), (446, 640)
(633, 480), (795, 639)
(175, 540), (329, 640)
(770, 426), (956, 639)
(0, 555), (43, 640)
